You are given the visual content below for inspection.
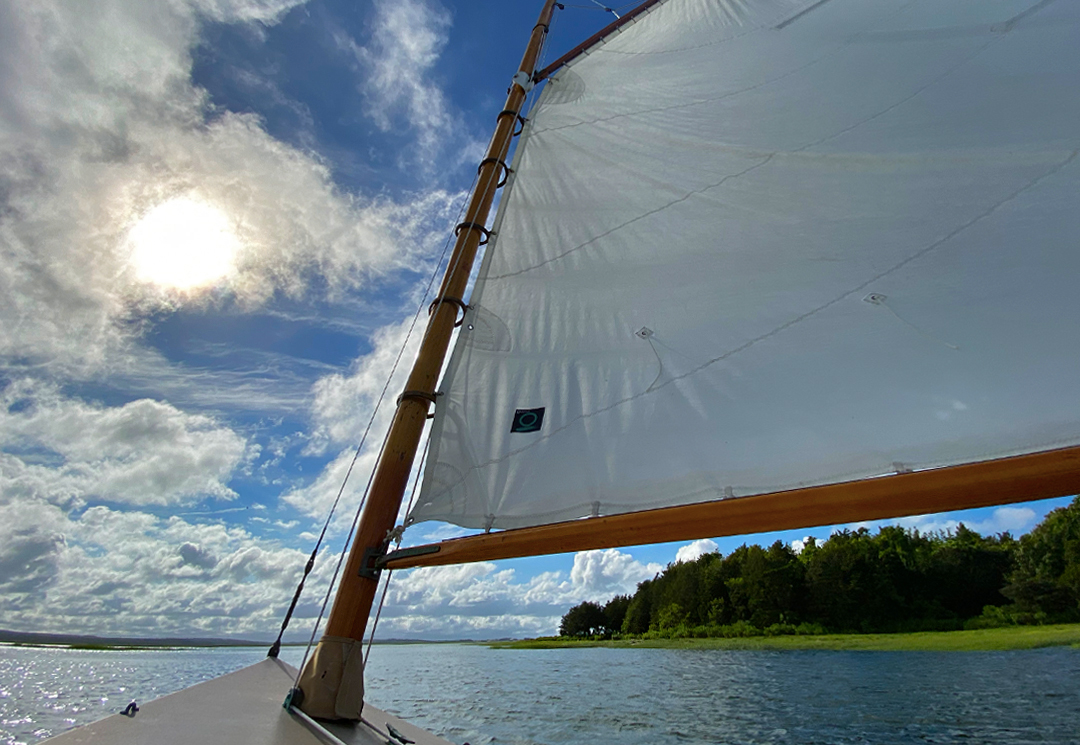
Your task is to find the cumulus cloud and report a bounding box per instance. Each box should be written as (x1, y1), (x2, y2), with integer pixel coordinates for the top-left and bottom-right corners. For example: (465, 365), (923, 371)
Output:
(284, 316), (437, 522)
(0, 0), (460, 376)
(0, 498), (328, 637)
(887, 506), (1039, 537)
(0, 379), (251, 507)
(374, 549), (663, 639)
(675, 539), (718, 563)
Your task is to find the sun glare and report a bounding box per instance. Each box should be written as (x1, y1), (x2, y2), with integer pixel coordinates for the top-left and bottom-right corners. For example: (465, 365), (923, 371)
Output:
(127, 197), (240, 290)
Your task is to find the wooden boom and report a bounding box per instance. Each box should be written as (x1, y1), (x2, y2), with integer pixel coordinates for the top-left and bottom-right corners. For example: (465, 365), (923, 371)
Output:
(382, 445), (1080, 570)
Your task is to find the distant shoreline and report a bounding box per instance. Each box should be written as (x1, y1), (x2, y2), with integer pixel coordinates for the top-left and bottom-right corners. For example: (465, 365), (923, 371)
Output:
(490, 623), (1080, 652)
(0, 630), (481, 649)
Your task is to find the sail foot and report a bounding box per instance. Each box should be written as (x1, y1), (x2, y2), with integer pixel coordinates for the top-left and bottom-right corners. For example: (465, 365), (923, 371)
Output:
(296, 635), (365, 720)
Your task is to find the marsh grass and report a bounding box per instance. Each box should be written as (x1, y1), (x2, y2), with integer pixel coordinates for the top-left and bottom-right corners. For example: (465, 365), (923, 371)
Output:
(491, 623), (1080, 652)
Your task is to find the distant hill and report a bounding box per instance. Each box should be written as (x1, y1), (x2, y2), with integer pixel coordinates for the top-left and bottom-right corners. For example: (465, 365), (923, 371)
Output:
(0, 630), (481, 647)
(0, 629), (268, 648)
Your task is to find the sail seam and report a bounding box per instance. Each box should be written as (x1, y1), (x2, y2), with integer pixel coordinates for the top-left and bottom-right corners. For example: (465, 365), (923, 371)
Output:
(501, 26), (1005, 283)
(431, 148), (1080, 502)
(487, 152), (775, 280)
(775, 0), (837, 30)
(532, 0), (976, 139)
(998, 0), (1059, 33)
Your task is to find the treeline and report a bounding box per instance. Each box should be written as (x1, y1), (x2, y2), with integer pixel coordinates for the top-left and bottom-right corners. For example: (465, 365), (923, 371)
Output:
(559, 497), (1080, 638)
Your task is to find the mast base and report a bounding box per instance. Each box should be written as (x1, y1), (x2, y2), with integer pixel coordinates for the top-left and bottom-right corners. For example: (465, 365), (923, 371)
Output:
(296, 636), (365, 721)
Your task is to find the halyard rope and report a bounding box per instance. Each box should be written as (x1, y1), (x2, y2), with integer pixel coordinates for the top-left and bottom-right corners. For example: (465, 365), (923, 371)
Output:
(281, 172), (478, 682)
(354, 15), (560, 662)
(281, 3), (561, 682)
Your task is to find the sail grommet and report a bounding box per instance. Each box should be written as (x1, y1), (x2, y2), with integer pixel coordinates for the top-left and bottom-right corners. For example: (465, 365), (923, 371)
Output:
(455, 221), (493, 246)
(478, 157), (513, 188)
(497, 108), (527, 136)
(428, 296), (470, 326)
(396, 390), (438, 407)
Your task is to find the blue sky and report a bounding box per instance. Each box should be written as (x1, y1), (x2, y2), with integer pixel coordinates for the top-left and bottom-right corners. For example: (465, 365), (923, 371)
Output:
(0, 0), (1071, 642)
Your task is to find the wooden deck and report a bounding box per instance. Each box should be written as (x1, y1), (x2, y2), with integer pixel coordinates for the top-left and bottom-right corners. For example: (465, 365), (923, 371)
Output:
(44, 657), (456, 745)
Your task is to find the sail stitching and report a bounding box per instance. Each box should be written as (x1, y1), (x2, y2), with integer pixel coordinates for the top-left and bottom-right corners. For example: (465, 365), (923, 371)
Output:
(487, 153), (775, 280)
(798, 35), (1001, 153)
(775, 0), (837, 30)
(497, 19), (1002, 283)
(435, 149), (1080, 497)
(532, 0), (923, 138)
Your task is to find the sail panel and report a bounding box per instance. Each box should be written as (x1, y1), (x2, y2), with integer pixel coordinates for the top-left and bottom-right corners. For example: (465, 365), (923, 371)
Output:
(410, 0), (1080, 530)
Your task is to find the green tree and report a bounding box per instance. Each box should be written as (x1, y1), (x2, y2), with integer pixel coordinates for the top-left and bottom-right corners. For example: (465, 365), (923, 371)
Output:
(928, 525), (1015, 620)
(603, 595), (631, 635)
(621, 579), (654, 634)
(559, 601), (606, 637)
(1003, 498), (1080, 622)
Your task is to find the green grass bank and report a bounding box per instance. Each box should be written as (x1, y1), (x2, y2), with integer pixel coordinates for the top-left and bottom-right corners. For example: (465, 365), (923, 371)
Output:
(490, 623), (1080, 652)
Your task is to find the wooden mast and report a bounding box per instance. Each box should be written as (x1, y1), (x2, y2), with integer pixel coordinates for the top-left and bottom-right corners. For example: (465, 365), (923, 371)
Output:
(296, 0), (560, 720)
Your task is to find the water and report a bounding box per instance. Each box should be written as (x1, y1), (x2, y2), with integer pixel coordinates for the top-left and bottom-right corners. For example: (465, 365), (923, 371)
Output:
(2, 643), (1079, 744)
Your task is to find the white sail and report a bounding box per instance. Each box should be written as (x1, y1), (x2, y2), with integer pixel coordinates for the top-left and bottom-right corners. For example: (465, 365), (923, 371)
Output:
(410, 0), (1080, 530)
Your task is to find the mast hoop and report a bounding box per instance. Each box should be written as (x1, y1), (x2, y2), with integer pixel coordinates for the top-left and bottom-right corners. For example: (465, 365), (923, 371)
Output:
(478, 157), (513, 188)
(427, 295), (470, 327)
(455, 220), (493, 245)
(395, 390), (438, 407)
(496, 109), (527, 136)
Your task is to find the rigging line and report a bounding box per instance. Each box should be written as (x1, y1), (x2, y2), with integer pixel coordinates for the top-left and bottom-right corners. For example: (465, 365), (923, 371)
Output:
(287, 172), (479, 686)
(431, 148), (1080, 491)
(293, 432), (388, 690)
(364, 569), (393, 668)
(364, 439), (431, 666)
(291, 14), (557, 666)
(588, 0), (620, 18)
(289, 33), (548, 671)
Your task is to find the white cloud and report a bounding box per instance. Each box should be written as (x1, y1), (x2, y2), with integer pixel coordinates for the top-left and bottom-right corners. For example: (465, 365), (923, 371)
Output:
(0, 0), (460, 376)
(375, 549), (662, 639)
(307, 318), (423, 453)
(0, 498), (330, 638)
(283, 316), (436, 524)
(886, 506), (1038, 537)
(972, 506), (1037, 534)
(344, 0), (456, 167)
(675, 538), (718, 563)
(0, 379), (251, 507)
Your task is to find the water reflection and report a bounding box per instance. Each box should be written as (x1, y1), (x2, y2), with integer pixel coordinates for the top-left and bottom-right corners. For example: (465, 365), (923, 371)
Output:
(1, 644), (1078, 744)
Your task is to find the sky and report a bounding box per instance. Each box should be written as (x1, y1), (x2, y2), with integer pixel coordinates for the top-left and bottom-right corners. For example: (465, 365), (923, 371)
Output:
(0, 0), (1072, 642)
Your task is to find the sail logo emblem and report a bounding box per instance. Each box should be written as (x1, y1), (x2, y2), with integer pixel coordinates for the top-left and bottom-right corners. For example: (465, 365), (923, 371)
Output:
(511, 407), (545, 433)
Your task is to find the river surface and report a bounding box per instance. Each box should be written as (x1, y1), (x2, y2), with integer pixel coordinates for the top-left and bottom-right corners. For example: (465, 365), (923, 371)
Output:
(1, 643), (1078, 744)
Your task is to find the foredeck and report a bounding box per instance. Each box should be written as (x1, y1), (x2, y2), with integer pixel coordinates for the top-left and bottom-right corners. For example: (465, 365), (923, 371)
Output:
(44, 657), (455, 745)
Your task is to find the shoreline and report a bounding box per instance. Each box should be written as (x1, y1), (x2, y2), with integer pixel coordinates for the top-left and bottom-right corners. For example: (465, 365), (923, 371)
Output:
(489, 623), (1080, 652)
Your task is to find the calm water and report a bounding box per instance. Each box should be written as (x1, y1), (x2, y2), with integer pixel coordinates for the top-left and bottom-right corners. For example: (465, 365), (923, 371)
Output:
(1, 643), (1079, 744)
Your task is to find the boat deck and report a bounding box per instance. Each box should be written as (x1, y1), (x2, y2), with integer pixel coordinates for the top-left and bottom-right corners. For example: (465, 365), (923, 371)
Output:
(44, 657), (455, 745)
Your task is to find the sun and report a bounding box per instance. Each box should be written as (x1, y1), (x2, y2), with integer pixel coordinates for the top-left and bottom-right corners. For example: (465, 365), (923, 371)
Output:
(127, 197), (240, 290)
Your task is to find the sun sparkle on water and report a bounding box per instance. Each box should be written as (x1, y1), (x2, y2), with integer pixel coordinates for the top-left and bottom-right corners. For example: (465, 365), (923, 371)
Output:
(127, 197), (240, 290)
